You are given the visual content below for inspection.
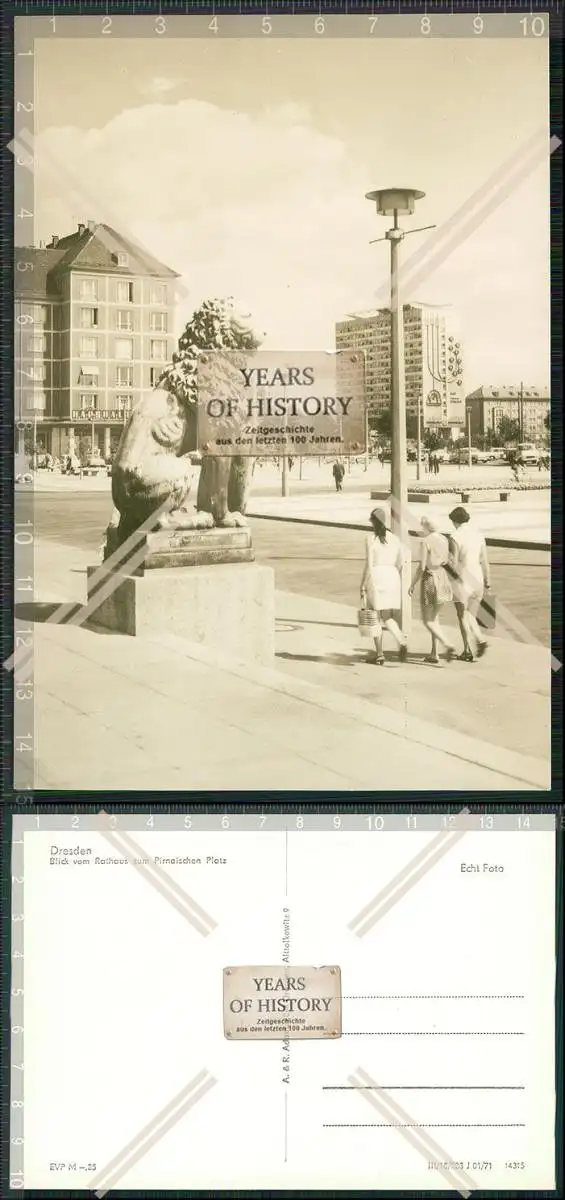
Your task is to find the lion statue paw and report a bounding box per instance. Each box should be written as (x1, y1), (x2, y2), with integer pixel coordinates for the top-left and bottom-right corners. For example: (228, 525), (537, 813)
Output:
(216, 512), (249, 528)
(157, 508), (215, 531)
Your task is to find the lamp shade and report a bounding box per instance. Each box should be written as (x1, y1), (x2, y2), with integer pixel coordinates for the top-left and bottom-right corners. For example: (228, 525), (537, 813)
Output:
(365, 187), (425, 216)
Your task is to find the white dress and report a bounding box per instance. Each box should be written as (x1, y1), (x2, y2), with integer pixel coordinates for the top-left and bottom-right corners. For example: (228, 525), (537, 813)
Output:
(365, 532), (404, 612)
(450, 524), (486, 605)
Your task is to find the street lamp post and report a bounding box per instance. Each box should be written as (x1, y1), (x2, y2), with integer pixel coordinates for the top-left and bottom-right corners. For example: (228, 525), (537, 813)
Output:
(366, 187), (432, 633)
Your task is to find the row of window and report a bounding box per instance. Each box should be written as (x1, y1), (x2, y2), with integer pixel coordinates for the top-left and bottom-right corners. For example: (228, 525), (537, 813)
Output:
(19, 365), (165, 386)
(78, 366), (163, 387)
(78, 337), (167, 361)
(78, 279), (167, 304)
(19, 283), (168, 318)
(77, 395), (131, 411)
(79, 307), (167, 332)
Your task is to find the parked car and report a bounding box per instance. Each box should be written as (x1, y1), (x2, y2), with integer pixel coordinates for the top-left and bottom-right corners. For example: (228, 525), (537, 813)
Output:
(504, 443), (539, 466)
(516, 443), (540, 465)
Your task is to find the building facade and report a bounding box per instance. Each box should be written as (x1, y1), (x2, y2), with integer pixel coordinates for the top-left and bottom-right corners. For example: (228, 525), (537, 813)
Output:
(335, 303), (465, 437)
(15, 220), (179, 460)
(466, 384), (550, 443)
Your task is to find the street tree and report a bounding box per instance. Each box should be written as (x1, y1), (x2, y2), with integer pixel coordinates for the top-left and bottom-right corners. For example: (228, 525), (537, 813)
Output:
(496, 416), (521, 445)
(370, 406), (418, 443)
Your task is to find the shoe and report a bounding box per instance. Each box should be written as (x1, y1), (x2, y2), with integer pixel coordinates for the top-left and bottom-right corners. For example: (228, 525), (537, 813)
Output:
(446, 647), (457, 662)
(458, 650), (475, 662)
(375, 656), (385, 666)
(424, 655), (441, 665)
(398, 644), (408, 663)
(477, 641), (488, 658)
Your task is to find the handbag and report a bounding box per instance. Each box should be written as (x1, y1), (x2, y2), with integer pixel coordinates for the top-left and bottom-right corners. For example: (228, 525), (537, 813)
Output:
(477, 589), (497, 630)
(358, 591), (382, 638)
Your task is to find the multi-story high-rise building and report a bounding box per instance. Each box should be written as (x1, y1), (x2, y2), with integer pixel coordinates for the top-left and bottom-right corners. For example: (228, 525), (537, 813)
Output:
(15, 220), (180, 460)
(466, 384), (550, 444)
(335, 303), (465, 437)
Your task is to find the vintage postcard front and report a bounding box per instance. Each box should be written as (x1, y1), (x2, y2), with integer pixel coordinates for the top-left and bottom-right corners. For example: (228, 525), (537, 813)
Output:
(13, 13), (552, 789)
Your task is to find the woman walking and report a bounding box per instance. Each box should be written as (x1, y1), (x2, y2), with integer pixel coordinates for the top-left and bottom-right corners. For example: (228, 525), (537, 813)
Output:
(360, 508), (409, 665)
(408, 515), (457, 664)
(448, 506), (492, 661)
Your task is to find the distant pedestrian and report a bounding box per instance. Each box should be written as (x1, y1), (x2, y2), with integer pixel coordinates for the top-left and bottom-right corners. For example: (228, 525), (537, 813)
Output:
(434, 455), (440, 476)
(427, 452), (433, 474)
(332, 460), (345, 492)
(409, 515), (456, 664)
(360, 508), (409, 666)
(448, 506), (492, 662)
(288, 457), (294, 472)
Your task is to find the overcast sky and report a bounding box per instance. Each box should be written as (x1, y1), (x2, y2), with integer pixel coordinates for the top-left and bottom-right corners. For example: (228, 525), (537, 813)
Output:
(30, 30), (550, 390)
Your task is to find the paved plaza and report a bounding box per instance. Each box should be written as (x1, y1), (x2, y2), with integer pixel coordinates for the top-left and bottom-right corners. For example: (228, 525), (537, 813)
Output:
(20, 462), (552, 793)
(28, 459), (551, 545)
(24, 532), (551, 792)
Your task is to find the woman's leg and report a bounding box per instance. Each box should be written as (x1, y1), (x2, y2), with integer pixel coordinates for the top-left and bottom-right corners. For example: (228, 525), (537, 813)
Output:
(372, 632), (384, 663)
(467, 594), (488, 651)
(426, 609), (456, 651)
(383, 616), (407, 647)
(423, 620), (440, 661)
(454, 601), (473, 657)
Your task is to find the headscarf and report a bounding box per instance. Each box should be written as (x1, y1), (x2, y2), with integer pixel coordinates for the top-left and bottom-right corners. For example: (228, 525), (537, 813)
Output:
(420, 513), (442, 534)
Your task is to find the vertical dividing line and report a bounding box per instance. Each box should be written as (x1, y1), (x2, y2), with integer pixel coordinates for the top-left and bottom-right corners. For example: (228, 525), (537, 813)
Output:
(285, 828), (288, 898)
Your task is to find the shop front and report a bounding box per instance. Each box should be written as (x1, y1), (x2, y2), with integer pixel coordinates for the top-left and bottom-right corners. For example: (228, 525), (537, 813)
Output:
(39, 411), (129, 462)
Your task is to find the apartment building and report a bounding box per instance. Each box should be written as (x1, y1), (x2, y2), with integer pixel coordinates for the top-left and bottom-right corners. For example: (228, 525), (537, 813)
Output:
(466, 384), (550, 443)
(15, 220), (180, 459)
(335, 303), (465, 436)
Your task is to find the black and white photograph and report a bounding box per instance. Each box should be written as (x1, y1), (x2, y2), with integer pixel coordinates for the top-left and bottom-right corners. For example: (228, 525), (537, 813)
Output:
(13, 11), (553, 791)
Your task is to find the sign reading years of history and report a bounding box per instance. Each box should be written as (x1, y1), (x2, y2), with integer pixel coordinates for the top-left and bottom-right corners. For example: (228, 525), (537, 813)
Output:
(197, 351), (366, 457)
(223, 965), (342, 1040)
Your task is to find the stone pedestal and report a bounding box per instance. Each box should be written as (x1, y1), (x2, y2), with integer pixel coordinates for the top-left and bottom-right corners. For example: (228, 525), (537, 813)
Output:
(87, 562), (275, 665)
(104, 525), (254, 573)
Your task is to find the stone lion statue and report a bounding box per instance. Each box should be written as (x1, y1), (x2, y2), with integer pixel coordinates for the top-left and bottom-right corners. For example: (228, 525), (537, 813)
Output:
(108, 387), (252, 545)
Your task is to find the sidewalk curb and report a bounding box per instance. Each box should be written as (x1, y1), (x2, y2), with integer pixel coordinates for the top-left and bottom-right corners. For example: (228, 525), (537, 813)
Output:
(134, 629), (548, 790)
(247, 512), (550, 553)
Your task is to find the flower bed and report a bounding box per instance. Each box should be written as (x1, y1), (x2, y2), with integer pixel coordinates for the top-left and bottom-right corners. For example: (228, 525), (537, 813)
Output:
(405, 481), (549, 495)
